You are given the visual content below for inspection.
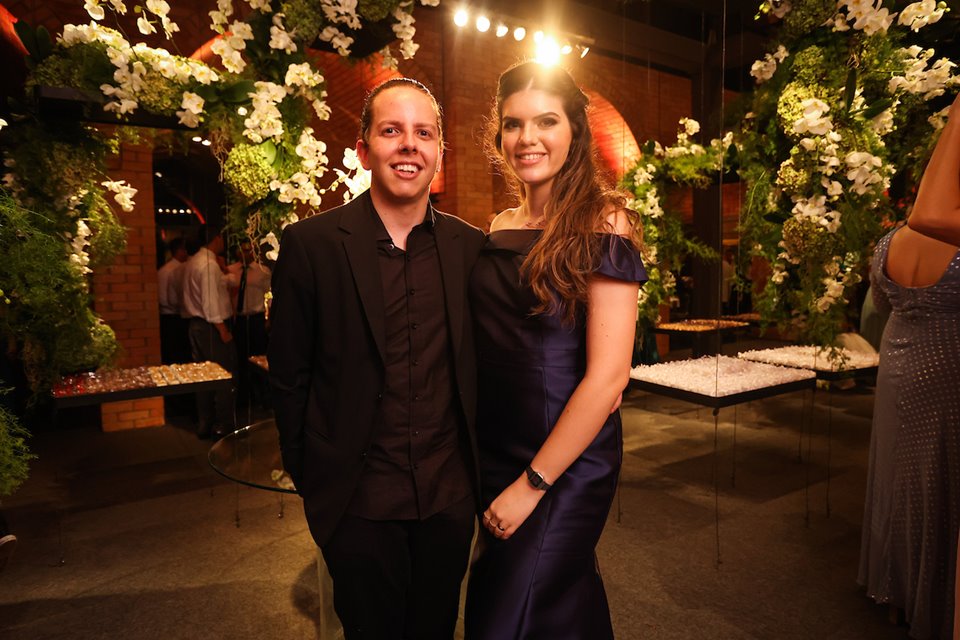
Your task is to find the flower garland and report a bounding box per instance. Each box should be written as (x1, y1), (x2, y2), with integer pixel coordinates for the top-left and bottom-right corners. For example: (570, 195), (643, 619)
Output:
(0, 0), (436, 394)
(621, 117), (725, 328)
(738, 0), (958, 346)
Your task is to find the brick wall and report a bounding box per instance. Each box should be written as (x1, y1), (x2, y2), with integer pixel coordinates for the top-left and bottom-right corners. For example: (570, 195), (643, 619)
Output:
(94, 140), (164, 431)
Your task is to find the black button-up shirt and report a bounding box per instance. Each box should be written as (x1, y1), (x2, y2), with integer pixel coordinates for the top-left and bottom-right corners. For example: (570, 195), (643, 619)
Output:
(346, 206), (472, 520)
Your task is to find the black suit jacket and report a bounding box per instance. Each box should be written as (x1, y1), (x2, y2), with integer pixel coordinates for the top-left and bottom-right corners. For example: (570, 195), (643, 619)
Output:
(268, 191), (485, 546)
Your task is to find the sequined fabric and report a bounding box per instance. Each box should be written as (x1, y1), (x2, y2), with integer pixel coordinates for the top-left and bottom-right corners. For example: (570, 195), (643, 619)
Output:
(858, 227), (960, 639)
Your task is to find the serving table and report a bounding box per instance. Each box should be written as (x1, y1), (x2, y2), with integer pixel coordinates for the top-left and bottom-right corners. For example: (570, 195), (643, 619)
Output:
(52, 362), (232, 407)
(653, 318), (751, 357)
(629, 356), (818, 562)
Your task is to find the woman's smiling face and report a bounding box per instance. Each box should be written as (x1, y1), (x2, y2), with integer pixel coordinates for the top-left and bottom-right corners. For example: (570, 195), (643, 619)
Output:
(499, 88), (572, 192)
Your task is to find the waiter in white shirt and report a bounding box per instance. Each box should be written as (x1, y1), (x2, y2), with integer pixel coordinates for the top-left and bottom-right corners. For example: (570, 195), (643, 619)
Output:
(181, 227), (236, 439)
(158, 237), (190, 364)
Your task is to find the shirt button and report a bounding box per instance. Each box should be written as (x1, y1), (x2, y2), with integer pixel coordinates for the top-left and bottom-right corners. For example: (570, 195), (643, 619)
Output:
(413, 430), (420, 437)
(413, 359), (419, 366)
(409, 288), (416, 295)
(414, 394), (421, 401)
(412, 323), (419, 330)
(413, 463), (419, 470)
(388, 243), (395, 250)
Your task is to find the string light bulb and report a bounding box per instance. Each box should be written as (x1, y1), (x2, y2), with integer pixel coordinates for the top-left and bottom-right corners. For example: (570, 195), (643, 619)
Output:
(495, 23), (508, 37)
(513, 26), (526, 41)
(476, 15), (490, 32)
(535, 35), (561, 66)
(454, 9), (468, 27)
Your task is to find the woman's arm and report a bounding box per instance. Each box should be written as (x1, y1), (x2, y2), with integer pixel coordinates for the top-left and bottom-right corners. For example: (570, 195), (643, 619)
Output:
(482, 272), (639, 539)
(907, 93), (960, 245)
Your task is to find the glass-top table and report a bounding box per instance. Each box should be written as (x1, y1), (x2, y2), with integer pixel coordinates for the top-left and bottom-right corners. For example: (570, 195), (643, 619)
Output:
(208, 419), (296, 493)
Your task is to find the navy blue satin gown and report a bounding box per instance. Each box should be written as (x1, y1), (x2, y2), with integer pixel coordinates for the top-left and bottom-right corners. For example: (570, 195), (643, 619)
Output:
(465, 230), (647, 639)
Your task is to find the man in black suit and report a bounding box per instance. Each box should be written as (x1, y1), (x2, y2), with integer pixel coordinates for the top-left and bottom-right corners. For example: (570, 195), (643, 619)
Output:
(268, 78), (484, 639)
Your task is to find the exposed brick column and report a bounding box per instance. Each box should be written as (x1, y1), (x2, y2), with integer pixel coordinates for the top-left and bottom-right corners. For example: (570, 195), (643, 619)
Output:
(93, 139), (164, 431)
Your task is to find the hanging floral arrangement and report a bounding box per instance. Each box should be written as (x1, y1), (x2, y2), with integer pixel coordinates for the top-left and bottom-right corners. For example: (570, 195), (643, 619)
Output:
(0, 0), (436, 394)
(621, 117), (727, 328)
(737, 0), (958, 347)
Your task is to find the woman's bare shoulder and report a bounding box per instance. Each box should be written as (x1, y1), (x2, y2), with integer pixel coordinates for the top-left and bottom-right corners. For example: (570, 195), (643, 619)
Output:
(599, 206), (638, 237)
(489, 207), (521, 232)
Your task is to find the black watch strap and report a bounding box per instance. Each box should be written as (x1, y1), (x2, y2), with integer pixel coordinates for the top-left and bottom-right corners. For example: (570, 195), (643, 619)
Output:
(525, 465), (552, 490)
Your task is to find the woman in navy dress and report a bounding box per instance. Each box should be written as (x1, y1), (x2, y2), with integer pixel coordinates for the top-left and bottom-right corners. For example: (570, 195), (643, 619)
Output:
(465, 61), (647, 639)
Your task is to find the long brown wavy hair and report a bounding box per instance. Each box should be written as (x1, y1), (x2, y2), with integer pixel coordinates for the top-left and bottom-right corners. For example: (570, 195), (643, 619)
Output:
(486, 61), (643, 324)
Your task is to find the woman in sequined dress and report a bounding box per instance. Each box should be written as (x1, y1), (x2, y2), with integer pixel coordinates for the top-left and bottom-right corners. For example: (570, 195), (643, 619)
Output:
(858, 93), (960, 639)
(463, 62), (647, 639)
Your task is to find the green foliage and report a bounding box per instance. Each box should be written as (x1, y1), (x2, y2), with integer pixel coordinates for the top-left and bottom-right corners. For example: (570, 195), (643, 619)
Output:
(0, 194), (119, 394)
(0, 399), (34, 497)
(621, 121), (724, 327)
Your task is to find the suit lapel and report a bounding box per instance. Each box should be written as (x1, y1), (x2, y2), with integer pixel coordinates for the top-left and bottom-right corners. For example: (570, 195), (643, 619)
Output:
(435, 212), (465, 360)
(340, 193), (387, 364)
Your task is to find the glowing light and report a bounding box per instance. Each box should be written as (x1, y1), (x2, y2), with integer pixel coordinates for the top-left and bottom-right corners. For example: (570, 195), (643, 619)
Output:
(513, 26), (526, 41)
(237, 106), (248, 116)
(475, 15), (490, 32)
(579, 45), (590, 59)
(561, 43), (573, 55)
(535, 35), (561, 66)
(191, 136), (203, 142)
(201, 139), (212, 146)
(495, 23), (508, 37)
(533, 30), (543, 44)
(453, 9), (468, 27)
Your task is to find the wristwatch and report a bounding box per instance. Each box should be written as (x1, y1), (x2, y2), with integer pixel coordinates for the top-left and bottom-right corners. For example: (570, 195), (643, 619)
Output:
(525, 465), (552, 491)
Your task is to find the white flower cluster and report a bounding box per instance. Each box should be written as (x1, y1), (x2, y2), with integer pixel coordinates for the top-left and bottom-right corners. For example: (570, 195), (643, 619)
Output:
(791, 194), (841, 233)
(632, 163), (656, 186)
(750, 45), (789, 84)
(392, 6), (419, 59)
(101, 179), (138, 212)
(792, 98), (833, 136)
(321, 0), (362, 30)
(269, 13), (297, 54)
(60, 23), (217, 115)
(211, 20), (254, 73)
(268, 128), (329, 207)
(84, 0), (179, 38)
(243, 81), (286, 142)
(318, 25), (355, 57)
(633, 189), (664, 220)
(844, 150), (888, 196)
(898, 0), (947, 31)
(263, 231), (280, 261)
(797, 129), (843, 189)
(67, 219), (93, 276)
(888, 46), (958, 101)
(831, 0), (896, 35)
(334, 147), (372, 203)
(177, 91), (205, 128)
(815, 254), (861, 312)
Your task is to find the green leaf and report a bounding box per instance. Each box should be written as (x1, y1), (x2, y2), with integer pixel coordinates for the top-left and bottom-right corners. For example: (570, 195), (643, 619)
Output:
(642, 140), (656, 156)
(763, 210), (789, 224)
(859, 97), (894, 121)
(35, 26), (53, 62)
(843, 68), (857, 113)
(14, 21), (38, 61)
(220, 80), (256, 104)
(259, 140), (277, 165)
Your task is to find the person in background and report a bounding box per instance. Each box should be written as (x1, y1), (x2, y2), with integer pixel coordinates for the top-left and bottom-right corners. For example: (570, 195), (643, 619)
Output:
(721, 248), (736, 315)
(181, 227), (236, 440)
(158, 237), (190, 364)
(858, 92), (960, 640)
(465, 61), (646, 639)
(226, 239), (271, 410)
(268, 78), (484, 639)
